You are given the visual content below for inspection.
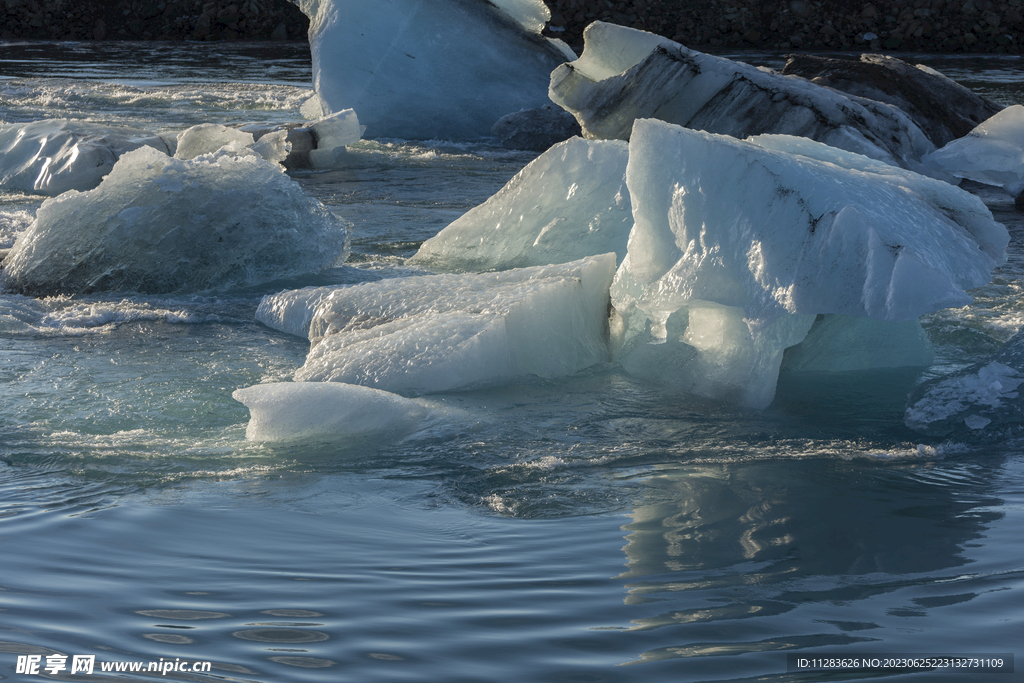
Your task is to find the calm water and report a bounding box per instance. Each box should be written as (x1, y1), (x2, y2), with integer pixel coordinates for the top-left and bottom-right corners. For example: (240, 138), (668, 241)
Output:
(1, 41), (1022, 682)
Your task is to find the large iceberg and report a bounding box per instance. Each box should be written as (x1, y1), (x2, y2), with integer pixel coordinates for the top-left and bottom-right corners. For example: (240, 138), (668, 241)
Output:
(781, 53), (1003, 148)
(922, 105), (1024, 203)
(1, 146), (351, 296)
(409, 137), (631, 272)
(610, 119), (1007, 408)
(233, 382), (428, 443)
(293, 0), (575, 139)
(549, 22), (934, 170)
(257, 254), (616, 396)
(0, 119), (176, 196)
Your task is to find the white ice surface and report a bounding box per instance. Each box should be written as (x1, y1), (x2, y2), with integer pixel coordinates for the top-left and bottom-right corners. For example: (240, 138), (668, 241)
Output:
(549, 22), (934, 170)
(1, 146), (350, 295)
(922, 104), (1024, 197)
(410, 137), (631, 271)
(257, 254), (616, 395)
(0, 119), (176, 196)
(294, 0), (574, 139)
(175, 123), (292, 165)
(307, 109), (362, 168)
(609, 120), (1006, 408)
(233, 381), (428, 443)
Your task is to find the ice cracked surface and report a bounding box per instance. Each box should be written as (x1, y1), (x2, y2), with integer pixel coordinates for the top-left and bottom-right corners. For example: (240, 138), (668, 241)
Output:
(294, 0), (574, 139)
(610, 120), (1006, 408)
(549, 22), (934, 170)
(1, 146), (351, 295)
(233, 382), (428, 443)
(410, 137), (632, 272)
(0, 119), (176, 196)
(257, 254), (616, 395)
(922, 105), (1024, 198)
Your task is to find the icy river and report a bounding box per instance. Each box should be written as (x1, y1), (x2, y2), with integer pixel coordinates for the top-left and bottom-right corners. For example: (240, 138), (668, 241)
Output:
(0, 41), (1022, 681)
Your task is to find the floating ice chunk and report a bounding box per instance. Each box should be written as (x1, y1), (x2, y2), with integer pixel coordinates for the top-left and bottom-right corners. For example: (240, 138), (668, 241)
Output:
(233, 382), (428, 443)
(491, 104), (582, 151)
(549, 22), (934, 169)
(781, 315), (933, 373)
(905, 360), (1024, 438)
(0, 119), (175, 196)
(610, 119), (1006, 408)
(308, 109), (362, 168)
(175, 124), (257, 160)
(1, 146), (350, 296)
(257, 254), (616, 395)
(922, 105), (1024, 198)
(294, 0), (574, 139)
(409, 137), (631, 272)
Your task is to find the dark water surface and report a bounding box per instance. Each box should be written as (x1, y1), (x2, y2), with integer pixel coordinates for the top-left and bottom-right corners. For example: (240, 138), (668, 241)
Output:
(0, 42), (1022, 682)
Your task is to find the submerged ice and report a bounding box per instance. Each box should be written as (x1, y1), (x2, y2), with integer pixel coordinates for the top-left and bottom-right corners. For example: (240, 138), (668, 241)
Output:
(0, 119), (176, 196)
(294, 0), (574, 139)
(549, 22), (934, 170)
(610, 120), (1006, 408)
(256, 255), (616, 396)
(1, 145), (351, 295)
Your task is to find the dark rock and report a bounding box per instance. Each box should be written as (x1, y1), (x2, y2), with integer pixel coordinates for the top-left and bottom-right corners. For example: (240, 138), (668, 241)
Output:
(491, 105), (582, 151)
(782, 53), (1003, 148)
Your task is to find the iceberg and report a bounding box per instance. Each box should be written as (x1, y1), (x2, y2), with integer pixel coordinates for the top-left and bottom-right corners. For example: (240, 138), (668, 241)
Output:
(905, 327), (1024, 439)
(1, 146), (351, 296)
(0, 119), (176, 196)
(922, 105), (1024, 203)
(409, 137), (631, 272)
(781, 315), (933, 373)
(781, 53), (1003, 148)
(491, 104), (582, 151)
(293, 0), (575, 139)
(233, 382), (428, 443)
(610, 119), (1007, 408)
(256, 254), (616, 395)
(549, 22), (934, 170)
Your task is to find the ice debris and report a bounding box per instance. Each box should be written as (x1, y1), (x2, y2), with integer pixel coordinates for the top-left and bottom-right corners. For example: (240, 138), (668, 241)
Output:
(293, 0), (574, 139)
(1, 145), (351, 295)
(905, 327), (1024, 439)
(549, 22), (934, 170)
(256, 254), (616, 396)
(410, 137), (632, 272)
(0, 119), (175, 196)
(922, 105), (1024, 202)
(233, 381), (428, 443)
(609, 119), (1006, 408)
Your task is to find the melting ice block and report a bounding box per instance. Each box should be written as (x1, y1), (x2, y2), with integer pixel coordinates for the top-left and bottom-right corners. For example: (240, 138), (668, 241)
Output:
(0, 119), (176, 196)
(409, 137), (632, 272)
(905, 327), (1024, 439)
(610, 120), (1007, 408)
(549, 22), (934, 170)
(294, 0), (574, 139)
(1, 146), (350, 296)
(233, 382), (428, 443)
(257, 254), (616, 395)
(922, 105), (1024, 200)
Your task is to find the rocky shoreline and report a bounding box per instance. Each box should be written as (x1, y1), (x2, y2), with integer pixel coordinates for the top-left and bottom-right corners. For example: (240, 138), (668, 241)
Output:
(0, 0), (1020, 53)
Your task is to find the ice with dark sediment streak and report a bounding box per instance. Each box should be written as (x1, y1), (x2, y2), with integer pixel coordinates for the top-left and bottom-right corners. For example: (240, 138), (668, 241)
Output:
(0, 119), (176, 196)
(549, 22), (935, 171)
(233, 382), (429, 443)
(409, 137), (632, 272)
(905, 327), (1024, 440)
(922, 105), (1024, 200)
(1, 145), (351, 296)
(610, 120), (1007, 409)
(292, 0), (575, 139)
(256, 254), (616, 396)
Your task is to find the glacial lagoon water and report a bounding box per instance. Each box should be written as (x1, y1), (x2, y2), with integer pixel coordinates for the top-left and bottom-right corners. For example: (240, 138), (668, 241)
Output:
(1, 41), (1023, 681)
